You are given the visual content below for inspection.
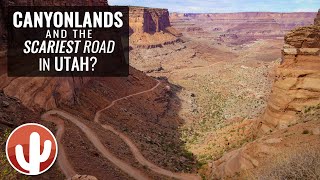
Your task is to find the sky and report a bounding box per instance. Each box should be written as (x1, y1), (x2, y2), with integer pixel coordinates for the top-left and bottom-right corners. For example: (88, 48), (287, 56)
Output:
(108, 0), (320, 13)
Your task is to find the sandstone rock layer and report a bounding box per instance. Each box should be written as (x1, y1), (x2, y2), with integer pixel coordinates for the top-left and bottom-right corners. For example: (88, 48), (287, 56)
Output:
(170, 12), (317, 39)
(129, 7), (180, 48)
(0, 76), (91, 110)
(261, 18), (320, 130)
(129, 7), (170, 34)
(209, 9), (320, 179)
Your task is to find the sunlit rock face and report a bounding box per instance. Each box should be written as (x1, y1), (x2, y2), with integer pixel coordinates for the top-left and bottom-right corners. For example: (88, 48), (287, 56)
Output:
(129, 7), (170, 34)
(261, 10), (320, 132)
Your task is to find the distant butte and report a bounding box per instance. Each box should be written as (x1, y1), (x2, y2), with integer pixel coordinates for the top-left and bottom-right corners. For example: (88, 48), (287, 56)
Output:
(129, 7), (181, 49)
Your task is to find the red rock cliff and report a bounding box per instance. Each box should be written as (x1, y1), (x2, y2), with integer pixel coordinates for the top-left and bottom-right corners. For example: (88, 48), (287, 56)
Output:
(260, 10), (320, 131)
(129, 7), (181, 48)
(209, 10), (320, 179)
(129, 7), (170, 34)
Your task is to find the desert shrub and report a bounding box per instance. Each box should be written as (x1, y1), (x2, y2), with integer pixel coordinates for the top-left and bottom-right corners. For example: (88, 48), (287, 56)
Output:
(300, 104), (320, 122)
(254, 148), (320, 180)
(302, 130), (310, 134)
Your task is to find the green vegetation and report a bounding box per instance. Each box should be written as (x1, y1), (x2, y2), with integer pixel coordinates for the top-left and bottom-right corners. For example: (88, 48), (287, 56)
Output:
(296, 104), (320, 123)
(302, 104), (320, 116)
(171, 59), (278, 173)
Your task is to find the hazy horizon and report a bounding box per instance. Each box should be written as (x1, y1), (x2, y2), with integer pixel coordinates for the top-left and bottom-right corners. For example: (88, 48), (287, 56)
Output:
(108, 0), (319, 13)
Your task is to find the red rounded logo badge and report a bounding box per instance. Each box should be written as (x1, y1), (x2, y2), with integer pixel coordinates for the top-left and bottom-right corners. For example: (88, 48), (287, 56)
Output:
(6, 123), (58, 175)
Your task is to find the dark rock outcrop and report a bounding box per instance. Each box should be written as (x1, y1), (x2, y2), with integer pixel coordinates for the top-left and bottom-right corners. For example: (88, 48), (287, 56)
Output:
(315, 9), (320, 25)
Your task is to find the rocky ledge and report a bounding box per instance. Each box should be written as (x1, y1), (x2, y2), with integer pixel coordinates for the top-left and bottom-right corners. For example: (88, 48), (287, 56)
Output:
(261, 15), (320, 131)
(209, 9), (320, 179)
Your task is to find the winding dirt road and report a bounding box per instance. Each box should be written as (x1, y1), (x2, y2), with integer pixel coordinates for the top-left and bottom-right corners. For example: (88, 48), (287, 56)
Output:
(100, 124), (200, 180)
(94, 80), (200, 180)
(93, 80), (162, 123)
(43, 79), (200, 180)
(44, 110), (149, 180)
(41, 114), (77, 178)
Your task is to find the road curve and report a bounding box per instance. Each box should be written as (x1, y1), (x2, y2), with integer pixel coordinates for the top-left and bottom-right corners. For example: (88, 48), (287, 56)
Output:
(44, 110), (149, 180)
(43, 79), (199, 180)
(94, 80), (162, 123)
(94, 80), (200, 180)
(41, 114), (77, 179)
(101, 124), (200, 180)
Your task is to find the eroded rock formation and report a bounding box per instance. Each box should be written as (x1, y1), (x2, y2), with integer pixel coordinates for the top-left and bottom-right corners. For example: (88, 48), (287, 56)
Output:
(171, 12), (316, 29)
(0, 76), (92, 110)
(170, 12), (317, 39)
(209, 9), (320, 179)
(129, 7), (170, 34)
(129, 7), (181, 48)
(261, 16), (320, 131)
(209, 119), (320, 179)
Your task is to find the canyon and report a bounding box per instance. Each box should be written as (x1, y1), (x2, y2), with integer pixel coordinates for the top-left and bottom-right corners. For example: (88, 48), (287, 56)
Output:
(130, 8), (320, 180)
(170, 12), (316, 32)
(170, 12), (316, 46)
(0, 1), (320, 180)
(0, 2), (199, 180)
(208, 11), (320, 179)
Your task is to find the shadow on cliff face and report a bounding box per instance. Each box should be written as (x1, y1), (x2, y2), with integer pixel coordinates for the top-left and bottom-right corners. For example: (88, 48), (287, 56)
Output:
(57, 72), (199, 178)
(0, 67), (198, 179)
(0, 2), (198, 178)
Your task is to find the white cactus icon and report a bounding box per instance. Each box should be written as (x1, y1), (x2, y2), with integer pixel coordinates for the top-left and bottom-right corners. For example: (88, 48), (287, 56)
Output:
(15, 132), (52, 175)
